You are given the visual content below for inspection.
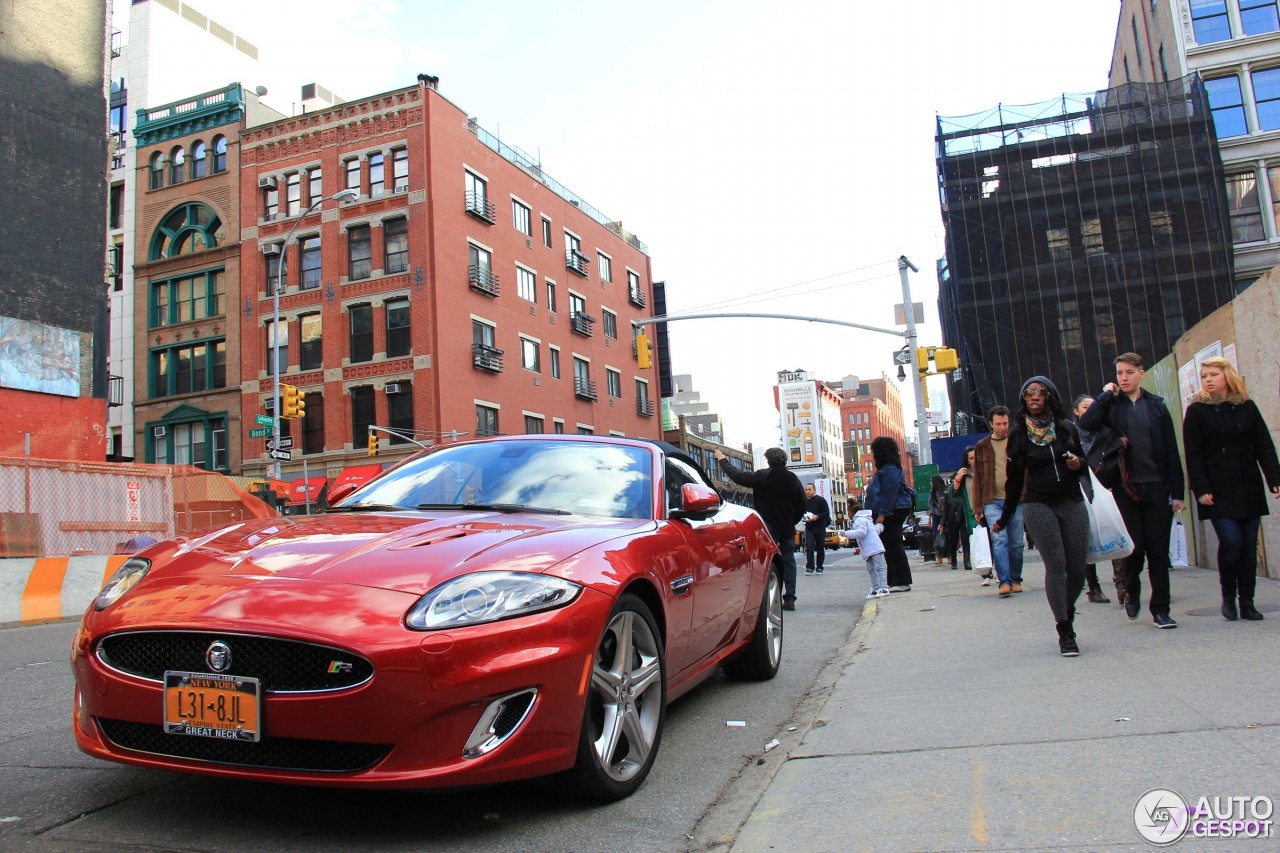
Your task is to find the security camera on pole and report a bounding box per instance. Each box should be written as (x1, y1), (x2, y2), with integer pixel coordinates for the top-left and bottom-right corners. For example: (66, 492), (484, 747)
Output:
(271, 188), (359, 478)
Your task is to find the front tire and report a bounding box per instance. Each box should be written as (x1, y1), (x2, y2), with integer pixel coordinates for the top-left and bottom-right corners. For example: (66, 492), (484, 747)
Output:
(560, 592), (666, 801)
(724, 568), (783, 680)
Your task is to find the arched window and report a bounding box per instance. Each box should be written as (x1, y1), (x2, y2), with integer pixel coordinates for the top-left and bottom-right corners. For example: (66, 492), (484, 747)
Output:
(149, 152), (165, 190)
(170, 146), (186, 184)
(212, 135), (227, 173)
(150, 203), (224, 259)
(191, 140), (207, 179)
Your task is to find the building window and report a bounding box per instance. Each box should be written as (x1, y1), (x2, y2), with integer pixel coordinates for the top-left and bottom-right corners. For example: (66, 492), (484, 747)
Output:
(384, 217), (409, 274)
(1131, 16), (1143, 68)
(392, 148), (408, 191)
(386, 298), (410, 357)
(265, 246), (284, 294)
(170, 146), (185, 183)
(553, 419), (564, 434)
(465, 170), (490, 220)
(521, 337), (540, 372)
(524, 414), (544, 434)
(628, 270), (645, 306)
(1227, 171), (1264, 242)
(602, 309), (618, 339)
(348, 225), (372, 280)
(1081, 218), (1104, 255)
(577, 426), (594, 435)
(151, 340), (226, 397)
(1124, 56), (1131, 84)
(636, 379), (651, 415)
(265, 319), (288, 375)
(109, 183), (124, 229)
(349, 304), (373, 363)
(476, 404), (500, 437)
(299, 313), (323, 370)
(1191, 0), (1232, 44)
(546, 279), (558, 313)
(345, 158), (361, 193)
(542, 217), (552, 248)
(286, 173), (302, 216)
(388, 382), (414, 442)
(606, 368), (621, 398)
(472, 318), (496, 349)
(1252, 67), (1280, 131)
(1203, 75), (1244, 137)
(350, 386), (375, 448)
(517, 266), (536, 303)
(1158, 45), (1168, 82)
(573, 356), (591, 396)
(192, 140), (207, 179)
(149, 152), (164, 189)
(300, 236), (321, 289)
(150, 270), (225, 326)
(550, 346), (561, 379)
(597, 253), (612, 282)
(212, 135), (227, 172)
(308, 168), (322, 206)
(110, 243), (123, 292)
(1241, 0), (1280, 36)
(369, 152), (385, 197)
(264, 184), (279, 220)
(513, 200), (531, 236)
(302, 393), (325, 455)
(150, 203), (223, 259)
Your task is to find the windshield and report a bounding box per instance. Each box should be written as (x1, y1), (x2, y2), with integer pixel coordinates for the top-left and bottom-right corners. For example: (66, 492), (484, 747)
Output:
(336, 439), (655, 519)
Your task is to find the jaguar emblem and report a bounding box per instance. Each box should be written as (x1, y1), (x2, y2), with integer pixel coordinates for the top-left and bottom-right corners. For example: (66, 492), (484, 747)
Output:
(205, 640), (232, 673)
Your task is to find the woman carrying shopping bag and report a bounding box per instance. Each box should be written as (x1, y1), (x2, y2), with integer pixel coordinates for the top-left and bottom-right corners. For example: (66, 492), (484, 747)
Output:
(952, 445), (989, 582)
(992, 376), (1089, 657)
(1182, 356), (1280, 621)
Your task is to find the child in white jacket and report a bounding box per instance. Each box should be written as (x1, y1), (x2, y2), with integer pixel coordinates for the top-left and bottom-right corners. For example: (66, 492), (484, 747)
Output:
(848, 501), (889, 599)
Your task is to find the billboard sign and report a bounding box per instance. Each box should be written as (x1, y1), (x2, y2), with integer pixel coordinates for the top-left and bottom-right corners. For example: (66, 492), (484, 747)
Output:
(778, 380), (821, 470)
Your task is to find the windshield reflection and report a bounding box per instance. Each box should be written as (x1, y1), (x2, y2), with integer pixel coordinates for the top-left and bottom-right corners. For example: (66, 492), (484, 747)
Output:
(337, 440), (654, 519)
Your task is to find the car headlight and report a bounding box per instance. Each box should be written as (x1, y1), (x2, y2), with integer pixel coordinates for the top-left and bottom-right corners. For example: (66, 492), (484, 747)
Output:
(406, 571), (582, 630)
(94, 558), (151, 611)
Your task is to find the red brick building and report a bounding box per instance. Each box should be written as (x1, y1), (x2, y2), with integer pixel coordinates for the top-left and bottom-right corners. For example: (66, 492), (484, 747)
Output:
(835, 375), (907, 501)
(237, 79), (659, 482)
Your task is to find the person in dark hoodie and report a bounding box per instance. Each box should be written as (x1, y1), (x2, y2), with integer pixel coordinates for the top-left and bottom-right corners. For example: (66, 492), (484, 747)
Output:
(993, 376), (1088, 657)
(715, 447), (807, 610)
(1079, 352), (1186, 629)
(1182, 356), (1280, 621)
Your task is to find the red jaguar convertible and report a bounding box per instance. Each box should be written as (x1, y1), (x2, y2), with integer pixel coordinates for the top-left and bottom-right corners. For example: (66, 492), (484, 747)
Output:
(71, 435), (784, 801)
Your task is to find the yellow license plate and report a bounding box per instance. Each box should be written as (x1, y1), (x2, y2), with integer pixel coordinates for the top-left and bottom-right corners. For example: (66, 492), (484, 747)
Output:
(164, 671), (261, 742)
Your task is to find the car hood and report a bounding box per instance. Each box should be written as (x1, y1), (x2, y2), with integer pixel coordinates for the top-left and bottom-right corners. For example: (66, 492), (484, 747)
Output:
(144, 511), (651, 596)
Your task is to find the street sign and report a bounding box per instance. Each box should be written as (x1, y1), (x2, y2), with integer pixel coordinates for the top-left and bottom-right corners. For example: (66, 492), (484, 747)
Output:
(266, 436), (294, 450)
(893, 349), (913, 365)
(269, 449), (291, 461)
(255, 414), (275, 427)
(248, 427), (271, 438)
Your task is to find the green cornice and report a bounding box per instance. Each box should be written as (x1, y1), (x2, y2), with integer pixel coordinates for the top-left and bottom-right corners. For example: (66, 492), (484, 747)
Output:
(135, 83), (245, 147)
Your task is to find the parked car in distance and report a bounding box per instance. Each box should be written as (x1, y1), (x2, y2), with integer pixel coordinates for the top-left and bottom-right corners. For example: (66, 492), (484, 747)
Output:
(902, 513), (927, 550)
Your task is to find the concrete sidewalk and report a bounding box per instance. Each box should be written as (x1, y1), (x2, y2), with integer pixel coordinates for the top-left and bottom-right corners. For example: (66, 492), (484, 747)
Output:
(697, 552), (1280, 852)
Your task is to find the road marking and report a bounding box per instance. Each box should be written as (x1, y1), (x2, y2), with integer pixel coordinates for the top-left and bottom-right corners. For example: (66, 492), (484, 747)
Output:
(971, 759), (989, 843)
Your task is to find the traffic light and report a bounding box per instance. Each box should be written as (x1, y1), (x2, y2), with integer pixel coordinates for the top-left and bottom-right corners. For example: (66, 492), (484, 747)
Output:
(636, 331), (653, 369)
(933, 347), (959, 373)
(916, 347), (930, 372)
(367, 429), (378, 457)
(280, 384), (306, 419)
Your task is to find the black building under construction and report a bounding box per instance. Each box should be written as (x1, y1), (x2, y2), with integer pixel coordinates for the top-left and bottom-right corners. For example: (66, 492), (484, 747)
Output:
(936, 74), (1234, 427)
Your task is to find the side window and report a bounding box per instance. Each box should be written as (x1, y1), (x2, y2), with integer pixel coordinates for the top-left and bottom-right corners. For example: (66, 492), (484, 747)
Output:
(665, 457), (701, 511)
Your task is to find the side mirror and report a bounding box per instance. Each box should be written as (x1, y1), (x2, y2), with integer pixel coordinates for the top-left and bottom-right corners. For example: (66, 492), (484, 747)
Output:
(670, 483), (722, 521)
(326, 481), (359, 506)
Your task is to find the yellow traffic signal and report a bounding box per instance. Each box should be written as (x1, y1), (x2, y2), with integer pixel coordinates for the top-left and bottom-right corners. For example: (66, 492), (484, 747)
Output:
(367, 430), (378, 457)
(916, 347), (930, 372)
(280, 384), (306, 419)
(636, 331), (653, 369)
(933, 347), (959, 372)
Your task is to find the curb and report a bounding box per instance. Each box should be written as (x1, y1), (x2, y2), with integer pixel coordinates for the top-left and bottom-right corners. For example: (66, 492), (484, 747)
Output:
(689, 597), (881, 852)
(0, 555), (127, 627)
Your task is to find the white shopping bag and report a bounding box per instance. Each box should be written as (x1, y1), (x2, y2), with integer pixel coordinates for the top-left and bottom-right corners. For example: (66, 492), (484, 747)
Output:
(1169, 519), (1189, 567)
(969, 525), (993, 570)
(1082, 469), (1135, 563)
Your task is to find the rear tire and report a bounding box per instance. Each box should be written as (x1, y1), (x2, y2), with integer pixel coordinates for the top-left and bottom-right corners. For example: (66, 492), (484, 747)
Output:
(559, 593), (666, 801)
(724, 568), (783, 681)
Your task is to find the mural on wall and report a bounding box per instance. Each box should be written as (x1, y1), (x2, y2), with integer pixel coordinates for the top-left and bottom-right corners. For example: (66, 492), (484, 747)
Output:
(0, 316), (80, 397)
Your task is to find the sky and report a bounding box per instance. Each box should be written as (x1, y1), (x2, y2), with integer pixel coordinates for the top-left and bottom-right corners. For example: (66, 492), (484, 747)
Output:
(120, 0), (1123, 452)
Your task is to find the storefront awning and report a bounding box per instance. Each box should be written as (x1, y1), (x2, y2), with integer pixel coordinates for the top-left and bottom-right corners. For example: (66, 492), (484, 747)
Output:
(290, 476), (328, 503)
(331, 464), (385, 493)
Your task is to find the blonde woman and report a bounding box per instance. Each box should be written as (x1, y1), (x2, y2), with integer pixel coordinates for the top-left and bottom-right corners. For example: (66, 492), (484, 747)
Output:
(1182, 357), (1280, 621)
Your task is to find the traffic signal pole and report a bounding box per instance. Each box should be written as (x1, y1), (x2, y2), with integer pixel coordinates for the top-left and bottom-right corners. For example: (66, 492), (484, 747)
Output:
(898, 255), (931, 464)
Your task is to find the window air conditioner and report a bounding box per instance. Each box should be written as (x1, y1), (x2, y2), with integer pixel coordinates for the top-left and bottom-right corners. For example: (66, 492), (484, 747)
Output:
(261, 243), (281, 255)
(259, 175), (277, 189)
(153, 425), (167, 437)
(394, 180), (408, 193)
(385, 383), (402, 394)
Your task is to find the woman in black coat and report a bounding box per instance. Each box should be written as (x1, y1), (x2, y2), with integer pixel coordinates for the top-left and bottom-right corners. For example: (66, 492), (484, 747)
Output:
(1183, 357), (1280, 621)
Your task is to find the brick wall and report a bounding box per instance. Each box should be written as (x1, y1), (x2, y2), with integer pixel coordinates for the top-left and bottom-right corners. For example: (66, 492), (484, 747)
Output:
(0, 389), (108, 462)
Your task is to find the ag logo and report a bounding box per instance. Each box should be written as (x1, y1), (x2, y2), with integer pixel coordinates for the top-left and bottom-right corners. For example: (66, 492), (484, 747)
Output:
(1134, 788), (1190, 845)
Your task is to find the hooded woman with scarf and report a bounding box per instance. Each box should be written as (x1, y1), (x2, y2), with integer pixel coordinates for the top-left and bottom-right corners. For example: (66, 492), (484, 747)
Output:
(1182, 356), (1280, 621)
(993, 376), (1088, 656)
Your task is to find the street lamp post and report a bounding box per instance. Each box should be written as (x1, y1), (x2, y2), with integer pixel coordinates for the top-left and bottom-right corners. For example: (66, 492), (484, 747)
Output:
(271, 189), (359, 478)
(897, 255), (931, 465)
